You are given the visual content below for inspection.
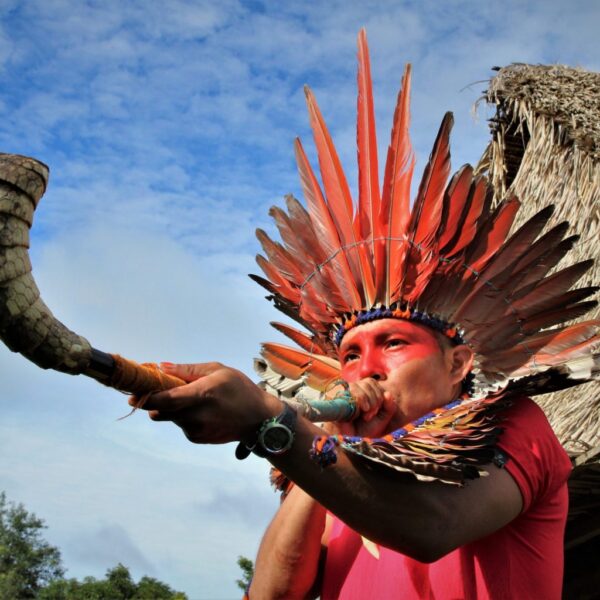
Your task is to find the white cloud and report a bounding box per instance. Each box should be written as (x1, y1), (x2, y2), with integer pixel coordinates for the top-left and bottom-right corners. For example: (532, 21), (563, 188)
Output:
(0, 1), (598, 597)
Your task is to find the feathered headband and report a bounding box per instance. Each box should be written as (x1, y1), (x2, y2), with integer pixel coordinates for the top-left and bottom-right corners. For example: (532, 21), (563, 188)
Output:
(252, 29), (599, 405)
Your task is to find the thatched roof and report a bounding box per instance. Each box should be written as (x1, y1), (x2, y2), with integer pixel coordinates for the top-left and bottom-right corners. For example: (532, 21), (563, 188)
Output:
(478, 64), (599, 597)
(486, 64), (600, 158)
(477, 63), (600, 456)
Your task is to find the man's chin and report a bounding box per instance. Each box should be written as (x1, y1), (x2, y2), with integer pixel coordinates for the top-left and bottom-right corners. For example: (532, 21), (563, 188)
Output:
(387, 412), (409, 432)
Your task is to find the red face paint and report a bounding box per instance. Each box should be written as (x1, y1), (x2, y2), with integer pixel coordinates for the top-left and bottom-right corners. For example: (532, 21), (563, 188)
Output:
(338, 319), (457, 426)
(339, 319), (441, 380)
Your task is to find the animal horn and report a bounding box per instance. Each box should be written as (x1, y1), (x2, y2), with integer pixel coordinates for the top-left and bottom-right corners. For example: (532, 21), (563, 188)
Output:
(0, 153), (185, 393)
(0, 154), (354, 421)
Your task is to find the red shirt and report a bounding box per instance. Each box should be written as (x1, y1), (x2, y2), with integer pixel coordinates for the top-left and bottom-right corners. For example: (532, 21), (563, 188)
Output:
(322, 398), (572, 600)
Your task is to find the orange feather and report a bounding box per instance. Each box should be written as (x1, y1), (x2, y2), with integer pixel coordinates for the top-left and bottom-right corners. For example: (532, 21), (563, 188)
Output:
(260, 343), (340, 391)
(270, 321), (328, 355)
(255, 254), (300, 303)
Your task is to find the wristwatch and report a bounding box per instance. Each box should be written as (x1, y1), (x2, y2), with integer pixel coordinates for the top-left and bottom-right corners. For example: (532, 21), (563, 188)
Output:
(235, 403), (297, 460)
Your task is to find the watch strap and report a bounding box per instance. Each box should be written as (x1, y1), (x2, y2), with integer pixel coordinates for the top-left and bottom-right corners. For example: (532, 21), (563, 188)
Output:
(235, 402), (297, 460)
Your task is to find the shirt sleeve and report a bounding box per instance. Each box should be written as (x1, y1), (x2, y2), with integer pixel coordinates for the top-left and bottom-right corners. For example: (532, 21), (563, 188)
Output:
(497, 397), (572, 513)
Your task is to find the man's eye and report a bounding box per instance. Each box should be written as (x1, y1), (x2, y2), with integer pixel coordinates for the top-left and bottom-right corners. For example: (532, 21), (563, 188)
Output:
(342, 353), (359, 364)
(387, 339), (407, 348)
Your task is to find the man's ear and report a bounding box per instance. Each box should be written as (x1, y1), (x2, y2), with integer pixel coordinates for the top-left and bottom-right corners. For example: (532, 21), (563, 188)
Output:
(448, 344), (474, 385)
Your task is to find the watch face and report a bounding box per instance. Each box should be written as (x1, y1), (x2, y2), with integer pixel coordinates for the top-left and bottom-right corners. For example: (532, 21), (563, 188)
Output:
(261, 423), (293, 454)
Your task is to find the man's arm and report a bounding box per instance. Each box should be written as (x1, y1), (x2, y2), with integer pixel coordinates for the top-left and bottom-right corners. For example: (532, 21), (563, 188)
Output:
(269, 413), (522, 563)
(250, 485), (327, 600)
(136, 363), (523, 564)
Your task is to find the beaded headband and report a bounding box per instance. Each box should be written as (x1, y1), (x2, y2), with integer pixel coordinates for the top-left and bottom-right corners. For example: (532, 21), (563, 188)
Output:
(333, 304), (464, 347)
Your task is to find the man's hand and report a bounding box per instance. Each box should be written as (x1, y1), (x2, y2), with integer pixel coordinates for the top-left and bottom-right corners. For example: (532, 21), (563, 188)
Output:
(130, 362), (281, 444)
(327, 378), (396, 438)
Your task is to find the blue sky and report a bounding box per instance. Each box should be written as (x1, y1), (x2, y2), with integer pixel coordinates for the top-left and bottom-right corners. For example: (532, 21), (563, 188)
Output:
(0, 1), (598, 598)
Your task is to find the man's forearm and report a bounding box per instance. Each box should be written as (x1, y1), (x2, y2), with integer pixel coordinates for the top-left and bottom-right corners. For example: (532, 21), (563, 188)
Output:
(250, 485), (327, 600)
(267, 415), (522, 563)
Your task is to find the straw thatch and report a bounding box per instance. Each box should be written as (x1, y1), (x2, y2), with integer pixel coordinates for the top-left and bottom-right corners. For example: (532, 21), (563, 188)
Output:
(477, 64), (600, 595)
(476, 63), (600, 455)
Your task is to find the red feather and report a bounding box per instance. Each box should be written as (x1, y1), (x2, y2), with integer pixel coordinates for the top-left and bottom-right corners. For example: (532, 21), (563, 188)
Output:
(294, 138), (361, 309)
(304, 87), (376, 306)
(380, 63), (414, 305)
(444, 176), (489, 258)
(409, 113), (453, 249)
(464, 196), (520, 276)
(438, 165), (474, 251)
(506, 334), (599, 378)
(269, 201), (349, 311)
(356, 29), (381, 256)
(397, 113), (453, 301)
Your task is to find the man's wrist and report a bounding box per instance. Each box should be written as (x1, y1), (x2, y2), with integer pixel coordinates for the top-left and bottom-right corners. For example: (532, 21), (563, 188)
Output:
(236, 402), (297, 460)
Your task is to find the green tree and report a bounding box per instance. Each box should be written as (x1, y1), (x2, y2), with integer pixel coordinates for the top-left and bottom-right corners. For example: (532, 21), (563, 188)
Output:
(134, 575), (187, 599)
(0, 491), (64, 599)
(106, 563), (137, 598)
(236, 555), (254, 592)
(1, 493), (186, 600)
(38, 564), (187, 600)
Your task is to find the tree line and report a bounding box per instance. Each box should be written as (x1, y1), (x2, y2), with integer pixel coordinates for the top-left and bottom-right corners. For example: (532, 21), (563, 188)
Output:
(0, 491), (186, 599)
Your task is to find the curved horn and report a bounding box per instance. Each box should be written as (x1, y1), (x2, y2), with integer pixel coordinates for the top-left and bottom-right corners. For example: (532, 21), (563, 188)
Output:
(0, 153), (179, 392)
(0, 154), (354, 421)
(0, 154), (93, 374)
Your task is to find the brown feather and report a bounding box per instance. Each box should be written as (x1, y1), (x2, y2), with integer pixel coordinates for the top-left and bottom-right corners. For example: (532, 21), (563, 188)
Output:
(511, 261), (594, 314)
(471, 287), (599, 351)
(509, 236), (579, 299)
(464, 196), (520, 275)
(482, 321), (599, 371)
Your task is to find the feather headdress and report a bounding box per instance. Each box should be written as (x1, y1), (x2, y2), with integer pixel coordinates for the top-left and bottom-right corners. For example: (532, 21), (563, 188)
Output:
(252, 30), (599, 484)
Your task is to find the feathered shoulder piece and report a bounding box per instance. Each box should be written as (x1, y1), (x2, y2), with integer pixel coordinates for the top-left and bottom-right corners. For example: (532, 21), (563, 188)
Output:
(252, 30), (599, 485)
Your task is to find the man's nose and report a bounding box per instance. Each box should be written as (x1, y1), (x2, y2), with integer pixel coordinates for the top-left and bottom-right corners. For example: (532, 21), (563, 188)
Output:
(358, 350), (385, 380)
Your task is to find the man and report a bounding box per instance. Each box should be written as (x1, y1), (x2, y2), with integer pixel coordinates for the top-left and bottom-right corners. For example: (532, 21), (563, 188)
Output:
(136, 317), (571, 599)
(133, 30), (596, 599)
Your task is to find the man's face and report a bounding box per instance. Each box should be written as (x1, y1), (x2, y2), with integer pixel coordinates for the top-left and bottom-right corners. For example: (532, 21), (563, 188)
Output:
(338, 318), (464, 427)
